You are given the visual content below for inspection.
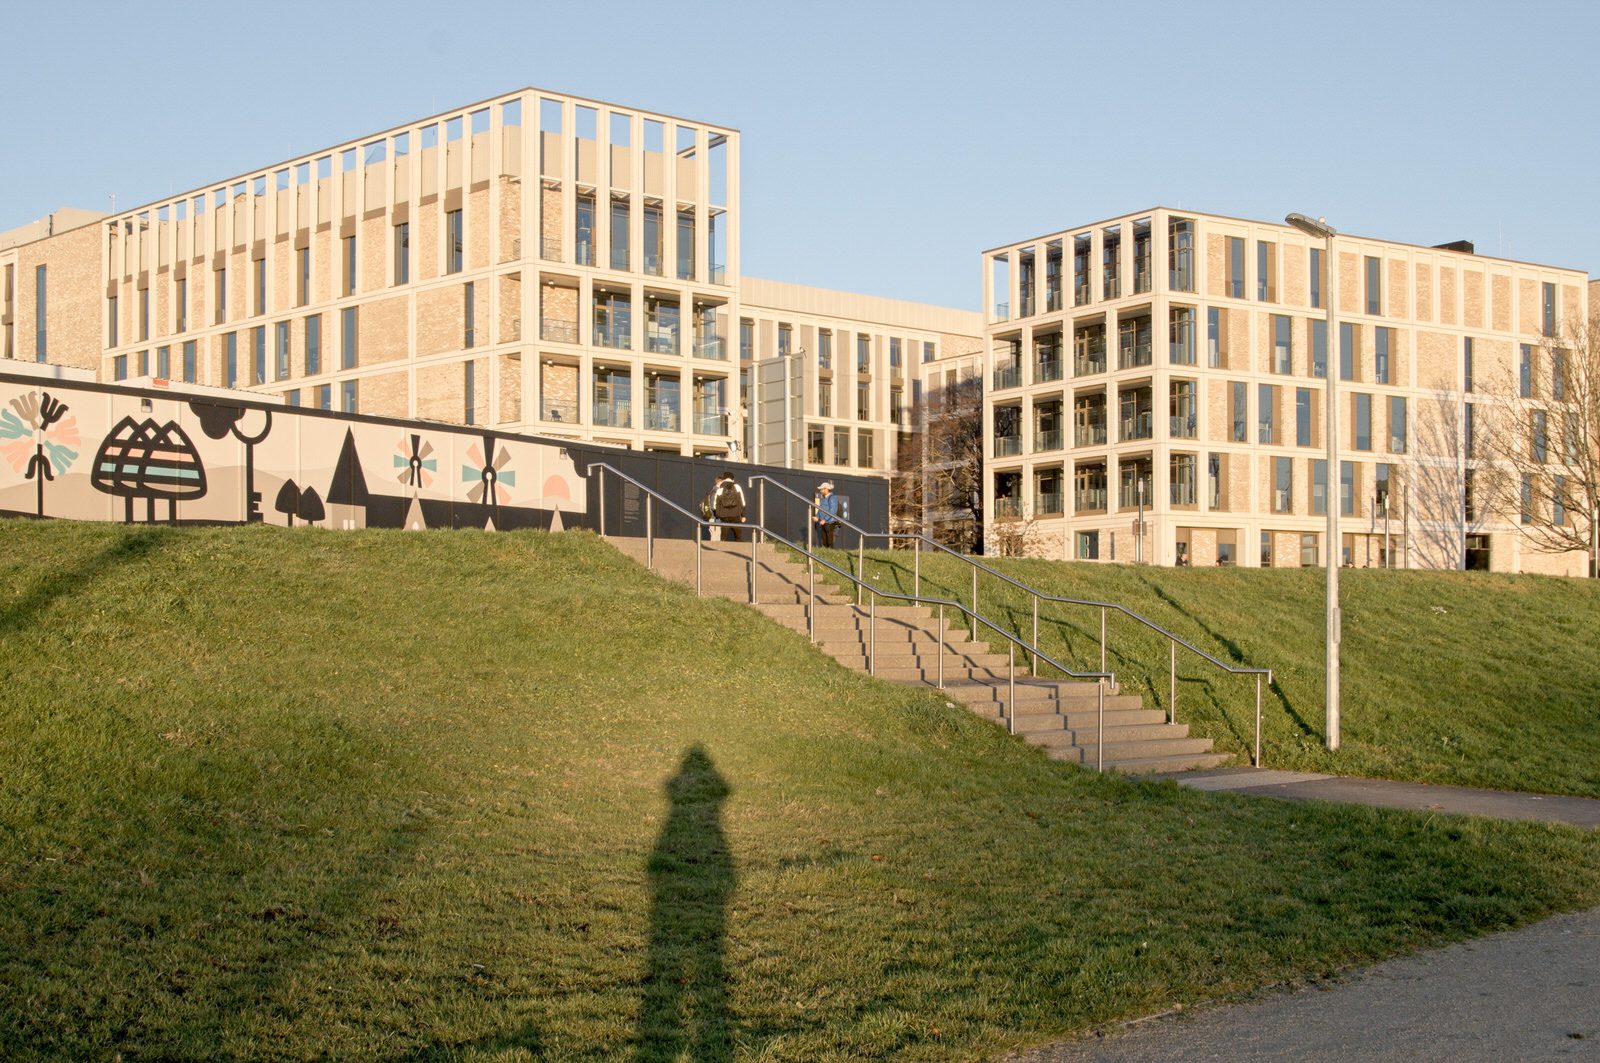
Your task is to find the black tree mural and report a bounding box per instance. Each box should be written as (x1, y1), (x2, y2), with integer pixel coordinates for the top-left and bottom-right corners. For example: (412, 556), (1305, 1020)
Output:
(191, 401), (273, 523)
(90, 416), (208, 523)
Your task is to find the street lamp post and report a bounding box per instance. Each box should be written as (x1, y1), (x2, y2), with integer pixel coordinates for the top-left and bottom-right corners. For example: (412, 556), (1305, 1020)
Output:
(1287, 212), (1340, 751)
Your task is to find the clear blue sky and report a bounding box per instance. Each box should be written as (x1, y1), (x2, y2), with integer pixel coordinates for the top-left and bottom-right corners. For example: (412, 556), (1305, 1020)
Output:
(5, 0), (1596, 309)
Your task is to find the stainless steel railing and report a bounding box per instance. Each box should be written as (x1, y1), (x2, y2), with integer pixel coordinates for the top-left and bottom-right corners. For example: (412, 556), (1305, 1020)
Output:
(748, 474), (1275, 767)
(586, 463), (1117, 763)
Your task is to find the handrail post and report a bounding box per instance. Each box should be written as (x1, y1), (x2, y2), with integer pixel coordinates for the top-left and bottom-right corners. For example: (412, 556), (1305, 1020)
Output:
(645, 495), (654, 571)
(1168, 639), (1176, 724)
(1099, 607), (1107, 674)
(1031, 596), (1039, 678)
(856, 535), (865, 607)
(750, 532), (758, 604)
(868, 592), (876, 677)
(808, 553), (816, 643)
(971, 567), (978, 625)
(1254, 673), (1263, 768)
(1096, 682), (1105, 772)
(1007, 642), (1016, 735)
(937, 604), (945, 689)
(758, 479), (766, 545)
(914, 538), (921, 598)
(597, 468), (607, 536)
(695, 523), (703, 597)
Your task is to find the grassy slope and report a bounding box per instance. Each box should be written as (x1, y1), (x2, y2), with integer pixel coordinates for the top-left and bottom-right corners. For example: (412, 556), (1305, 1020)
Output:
(839, 549), (1600, 798)
(0, 521), (1597, 1061)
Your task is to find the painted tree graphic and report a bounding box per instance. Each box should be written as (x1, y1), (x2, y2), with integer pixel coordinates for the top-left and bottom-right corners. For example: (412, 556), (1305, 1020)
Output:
(0, 390), (80, 517)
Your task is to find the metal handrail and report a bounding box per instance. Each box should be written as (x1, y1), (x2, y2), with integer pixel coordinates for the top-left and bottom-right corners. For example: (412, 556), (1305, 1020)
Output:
(748, 473), (1274, 766)
(588, 463), (1117, 766)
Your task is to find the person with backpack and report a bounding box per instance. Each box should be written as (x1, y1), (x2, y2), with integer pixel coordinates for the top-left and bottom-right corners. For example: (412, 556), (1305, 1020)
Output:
(705, 471), (746, 542)
(812, 480), (840, 548)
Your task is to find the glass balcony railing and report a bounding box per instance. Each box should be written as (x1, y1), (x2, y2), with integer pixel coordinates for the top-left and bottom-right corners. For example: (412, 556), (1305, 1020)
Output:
(993, 364), (1021, 389)
(1118, 342), (1153, 369)
(1035, 357), (1063, 383)
(710, 264), (727, 285)
(540, 318), (579, 344)
(1075, 488), (1108, 512)
(1045, 288), (1062, 312)
(993, 435), (1022, 457)
(993, 301), (1010, 320)
(594, 322), (632, 349)
(645, 325), (679, 353)
(995, 497), (1022, 518)
(1074, 352), (1106, 376)
(1035, 428), (1063, 451)
(610, 248), (629, 271)
(576, 239), (594, 267)
(1075, 423), (1107, 446)
(1170, 414), (1197, 438)
(693, 409), (728, 435)
(644, 253), (663, 276)
(593, 400), (631, 428)
(644, 403), (679, 431)
(1036, 491), (1064, 516)
(540, 237), (561, 261)
(542, 398), (578, 424)
(1120, 412), (1153, 441)
(693, 336), (725, 360)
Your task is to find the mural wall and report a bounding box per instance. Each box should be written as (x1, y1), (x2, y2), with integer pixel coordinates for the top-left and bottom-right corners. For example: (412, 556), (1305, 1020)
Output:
(0, 373), (583, 532)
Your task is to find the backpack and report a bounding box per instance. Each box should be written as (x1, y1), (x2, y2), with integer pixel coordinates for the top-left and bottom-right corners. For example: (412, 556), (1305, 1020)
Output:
(714, 481), (742, 519)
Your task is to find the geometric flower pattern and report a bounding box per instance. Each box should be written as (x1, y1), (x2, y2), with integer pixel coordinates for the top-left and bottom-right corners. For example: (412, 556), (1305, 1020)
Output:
(463, 438), (515, 506)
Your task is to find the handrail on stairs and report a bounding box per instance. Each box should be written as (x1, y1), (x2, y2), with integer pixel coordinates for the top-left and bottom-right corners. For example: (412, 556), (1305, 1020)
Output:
(748, 473), (1274, 768)
(586, 462), (1120, 769)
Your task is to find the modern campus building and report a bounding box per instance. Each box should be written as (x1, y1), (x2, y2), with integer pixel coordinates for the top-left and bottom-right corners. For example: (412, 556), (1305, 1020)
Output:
(980, 207), (1592, 574)
(0, 87), (982, 524)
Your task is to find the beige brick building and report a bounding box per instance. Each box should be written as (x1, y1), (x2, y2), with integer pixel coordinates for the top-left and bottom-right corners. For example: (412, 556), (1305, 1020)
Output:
(981, 207), (1591, 574)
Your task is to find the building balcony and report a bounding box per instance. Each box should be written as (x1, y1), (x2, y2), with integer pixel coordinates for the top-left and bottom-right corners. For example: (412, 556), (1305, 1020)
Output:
(645, 326), (679, 354)
(1073, 354), (1106, 377)
(694, 335), (725, 360)
(1035, 357), (1063, 383)
(993, 364), (1021, 390)
(594, 322), (632, 350)
(644, 253), (663, 277)
(1035, 428), (1063, 451)
(1120, 412), (1153, 441)
(644, 403), (679, 431)
(1118, 342), (1153, 370)
(995, 496), (1022, 519)
(543, 398), (579, 424)
(1075, 488), (1107, 513)
(693, 409), (729, 435)
(576, 239), (595, 267)
(994, 435), (1022, 457)
(593, 400), (631, 429)
(541, 318), (579, 344)
(1045, 289), (1062, 312)
(1075, 424), (1107, 446)
(1170, 414), (1197, 438)
(710, 264), (727, 285)
(1073, 282), (1090, 306)
(1037, 491), (1064, 516)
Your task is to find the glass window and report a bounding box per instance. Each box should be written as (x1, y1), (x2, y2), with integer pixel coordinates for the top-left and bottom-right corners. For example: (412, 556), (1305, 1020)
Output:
(923, 341), (935, 364)
(1311, 319), (1327, 378)
(176, 278), (187, 331)
(255, 258), (266, 315)
(1168, 218), (1194, 291)
(609, 196), (630, 271)
(1272, 315), (1291, 374)
(182, 340), (196, 383)
(215, 268), (226, 324)
(225, 332), (237, 388)
(275, 321), (290, 380)
(1520, 344), (1533, 397)
(463, 283), (475, 349)
(156, 345), (170, 378)
(1312, 459), (1327, 515)
(806, 426), (824, 463)
(857, 429), (874, 468)
(1296, 388), (1312, 447)
(1256, 240), (1276, 301)
(1389, 396), (1407, 453)
(739, 319), (753, 361)
(1273, 456), (1292, 513)
(343, 236), (356, 295)
(1226, 236), (1244, 298)
(341, 307), (358, 369)
(342, 379), (358, 414)
(447, 210), (463, 274)
(1365, 256), (1381, 314)
(1354, 393), (1371, 451)
(297, 248), (310, 306)
(1339, 322), (1355, 381)
(252, 326), (266, 385)
(1258, 384), (1275, 444)
(1340, 461), (1355, 516)
(1531, 410), (1548, 463)
(1309, 247), (1323, 309)
(833, 425), (850, 465)
(305, 315), (321, 374)
(1301, 534), (1319, 566)
(1552, 350), (1566, 401)
(113, 354), (127, 381)
(1169, 307), (1195, 365)
(393, 223), (409, 284)
(1542, 282), (1556, 337)
(1374, 327), (1390, 384)
(1231, 381), (1247, 442)
(1261, 530), (1273, 566)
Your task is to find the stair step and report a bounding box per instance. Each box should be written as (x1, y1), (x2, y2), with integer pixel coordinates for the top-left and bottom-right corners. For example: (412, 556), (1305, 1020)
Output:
(1103, 752), (1234, 774)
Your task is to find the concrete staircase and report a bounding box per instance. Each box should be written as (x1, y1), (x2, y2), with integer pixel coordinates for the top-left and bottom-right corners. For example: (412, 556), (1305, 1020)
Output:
(608, 536), (1229, 774)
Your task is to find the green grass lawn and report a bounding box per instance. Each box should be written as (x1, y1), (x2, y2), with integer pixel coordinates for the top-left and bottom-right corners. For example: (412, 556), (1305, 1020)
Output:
(828, 547), (1600, 799)
(3, 521), (1599, 1061)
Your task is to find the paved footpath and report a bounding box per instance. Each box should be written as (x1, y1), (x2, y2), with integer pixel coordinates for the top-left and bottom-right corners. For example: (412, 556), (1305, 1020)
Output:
(1007, 771), (1600, 1062)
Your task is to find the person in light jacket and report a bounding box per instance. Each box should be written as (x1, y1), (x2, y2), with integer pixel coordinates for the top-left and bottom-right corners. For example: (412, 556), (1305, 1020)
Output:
(812, 480), (840, 548)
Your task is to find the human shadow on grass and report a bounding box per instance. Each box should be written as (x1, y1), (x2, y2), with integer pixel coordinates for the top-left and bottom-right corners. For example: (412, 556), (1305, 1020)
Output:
(635, 745), (735, 1062)
(0, 525), (172, 637)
